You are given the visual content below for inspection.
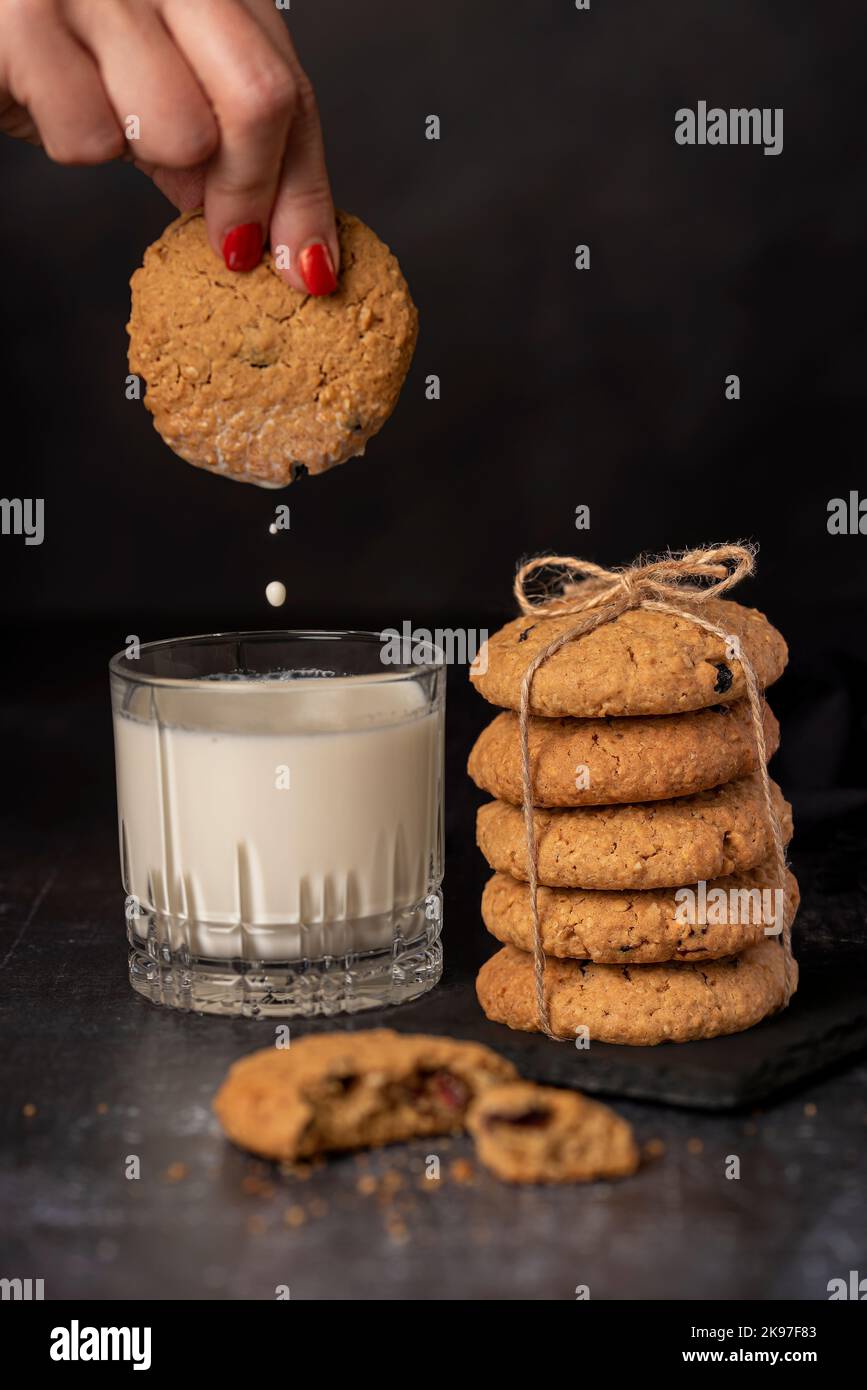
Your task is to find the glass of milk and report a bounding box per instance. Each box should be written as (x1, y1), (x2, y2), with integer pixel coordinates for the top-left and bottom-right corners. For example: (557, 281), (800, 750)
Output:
(109, 631), (445, 1017)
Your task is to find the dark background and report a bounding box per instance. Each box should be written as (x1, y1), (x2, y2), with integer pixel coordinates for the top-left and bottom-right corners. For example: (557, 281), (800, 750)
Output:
(1, 0), (866, 818)
(1, 0), (866, 1302)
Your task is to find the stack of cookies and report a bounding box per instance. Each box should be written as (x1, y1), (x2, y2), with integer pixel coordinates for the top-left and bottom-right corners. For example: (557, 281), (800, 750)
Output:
(469, 596), (799, 1044)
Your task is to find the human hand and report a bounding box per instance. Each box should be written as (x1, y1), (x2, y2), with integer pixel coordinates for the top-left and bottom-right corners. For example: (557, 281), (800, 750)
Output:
(0, 0), (338, 292)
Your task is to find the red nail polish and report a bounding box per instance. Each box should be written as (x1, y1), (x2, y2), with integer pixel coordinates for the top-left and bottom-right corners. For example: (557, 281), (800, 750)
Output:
(222, 223), (263, 272)
(298, 242), (337, 296)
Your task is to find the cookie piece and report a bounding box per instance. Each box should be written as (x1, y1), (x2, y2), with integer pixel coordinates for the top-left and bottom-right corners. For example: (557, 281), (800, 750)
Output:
(128, 210), (417, 487)
(482, 864), (800, 962)
(468, 699), (779, 807)
(470, 600), (787, 717)
(476, 773), (792, 890)
(476, 938), (797, 1044)
(212, 1029), (517, 1161)
(467, 1082), (639, 1184)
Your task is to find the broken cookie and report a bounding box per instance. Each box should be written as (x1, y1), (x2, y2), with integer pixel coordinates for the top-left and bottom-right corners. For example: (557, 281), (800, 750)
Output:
(467, 1081), (639, 1184)
(213, 1029), (517, 1161)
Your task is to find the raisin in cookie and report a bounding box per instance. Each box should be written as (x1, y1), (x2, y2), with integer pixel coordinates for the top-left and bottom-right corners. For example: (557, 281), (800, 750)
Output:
(128, 210), (417, 487)
(468, 699), (779, 807)
(476, 937), (797, 1044)
(467, 1081), (639, 1183)
(470, 601), (787, 718)
(476, 773), (792, 890)
(482, 864), (799, 963)
(213, 1029), (516, 1161)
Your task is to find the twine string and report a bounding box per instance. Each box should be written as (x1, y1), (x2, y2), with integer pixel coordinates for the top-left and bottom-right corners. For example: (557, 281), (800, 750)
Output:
(513, 546), (794, 1040)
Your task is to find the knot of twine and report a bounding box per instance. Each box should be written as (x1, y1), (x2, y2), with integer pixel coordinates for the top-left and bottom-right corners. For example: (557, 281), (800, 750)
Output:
(511, 544), (794, 1040)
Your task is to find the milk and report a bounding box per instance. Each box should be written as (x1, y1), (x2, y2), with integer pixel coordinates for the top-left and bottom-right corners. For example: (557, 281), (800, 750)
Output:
(113, 673), (442, 962)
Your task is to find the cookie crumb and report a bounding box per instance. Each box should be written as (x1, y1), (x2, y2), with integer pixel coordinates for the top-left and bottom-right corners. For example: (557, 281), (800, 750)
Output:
(378, 1170), (404, 1198)
(357, 1174), (378, 1197)
(164, 1162), (189, 1183)
(803, 1102), (817, 1118)
(642, 1138), (666, 1161)
(21, 1103), (37, 1118)
(686, 1137), (704, 1156)
(242, 1174), (275, 1198)
(449, 1158), (475, 1185)
(279, 1160), (313, 1180)
(96, 1103), (109, 1115)
(385, 1216), (409, 1245)
(284, 1205), (306, 1229)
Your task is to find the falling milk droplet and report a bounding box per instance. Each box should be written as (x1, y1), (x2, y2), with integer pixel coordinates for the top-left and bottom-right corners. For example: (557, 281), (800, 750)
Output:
(265, 581), (287, 607)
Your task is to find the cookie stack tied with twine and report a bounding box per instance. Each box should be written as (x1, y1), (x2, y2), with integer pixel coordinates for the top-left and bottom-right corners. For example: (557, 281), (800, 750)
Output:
(469, 545), (799, 1046)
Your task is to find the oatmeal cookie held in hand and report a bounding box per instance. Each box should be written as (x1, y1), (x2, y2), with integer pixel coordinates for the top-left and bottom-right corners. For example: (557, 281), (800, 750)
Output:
(127, 211), (417, 487)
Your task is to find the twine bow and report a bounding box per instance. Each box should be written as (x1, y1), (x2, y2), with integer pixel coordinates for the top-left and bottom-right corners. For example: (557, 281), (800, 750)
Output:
(511, 544), (794, 1040)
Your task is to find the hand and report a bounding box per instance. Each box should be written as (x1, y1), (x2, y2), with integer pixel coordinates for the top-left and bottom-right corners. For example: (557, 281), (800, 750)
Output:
(0, 0), (338, 293)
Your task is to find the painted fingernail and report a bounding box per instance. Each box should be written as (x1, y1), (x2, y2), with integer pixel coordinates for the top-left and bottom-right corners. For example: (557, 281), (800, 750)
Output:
(298, 242), (337, 296)
(221, 223), (263, 272)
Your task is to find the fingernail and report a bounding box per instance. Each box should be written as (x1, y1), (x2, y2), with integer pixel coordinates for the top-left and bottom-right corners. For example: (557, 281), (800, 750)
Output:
(298, 242), (337, 296)
(221, 223), (263, 272)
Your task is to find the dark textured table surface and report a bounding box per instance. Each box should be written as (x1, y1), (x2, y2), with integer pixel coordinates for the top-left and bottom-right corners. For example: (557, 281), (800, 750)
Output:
(2, 640), (866, 1301)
